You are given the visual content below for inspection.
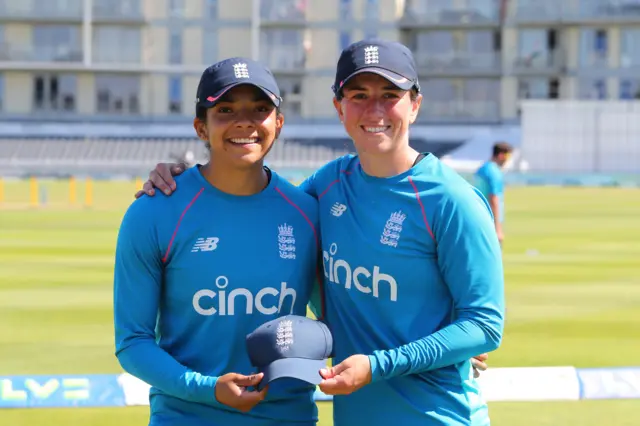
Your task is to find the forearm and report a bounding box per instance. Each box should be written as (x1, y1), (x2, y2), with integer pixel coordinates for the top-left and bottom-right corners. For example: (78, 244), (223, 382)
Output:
(368, 312), (501, 382)
(116, 337), (220, 406)
(488, 196), (501, 230)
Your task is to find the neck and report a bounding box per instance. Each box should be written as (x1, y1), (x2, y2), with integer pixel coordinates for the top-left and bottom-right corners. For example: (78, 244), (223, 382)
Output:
(201, 160), (268, 196)
(358, 144), (420, 178)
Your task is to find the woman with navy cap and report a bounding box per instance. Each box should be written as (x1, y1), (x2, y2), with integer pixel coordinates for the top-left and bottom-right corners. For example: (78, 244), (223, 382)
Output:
(114, 57), (322, 425)
(135, 39), (504, 426)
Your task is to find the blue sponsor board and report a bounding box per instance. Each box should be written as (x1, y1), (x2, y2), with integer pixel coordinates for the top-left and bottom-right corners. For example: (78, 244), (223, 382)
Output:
(577, 367), (640, 400)
(0, 375), (125, 408)
(2, 367), (640, 409)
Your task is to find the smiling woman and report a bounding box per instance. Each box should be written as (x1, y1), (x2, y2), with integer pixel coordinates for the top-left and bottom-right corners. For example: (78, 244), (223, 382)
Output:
(112, 57), (323, 426)
(192, 58), (285, 196)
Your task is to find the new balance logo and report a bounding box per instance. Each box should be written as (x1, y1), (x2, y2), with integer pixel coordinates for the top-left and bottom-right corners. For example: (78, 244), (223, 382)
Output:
(233, 63), (249, 79)
(191, 237), (219, 252)
(364, 46), (379, 64)
(331, 202), (347, 217)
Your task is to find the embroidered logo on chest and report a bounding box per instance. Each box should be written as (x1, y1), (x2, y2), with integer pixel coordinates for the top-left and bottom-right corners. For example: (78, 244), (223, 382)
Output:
(380, 210), (406, 248)
(278, 223), (296, 260)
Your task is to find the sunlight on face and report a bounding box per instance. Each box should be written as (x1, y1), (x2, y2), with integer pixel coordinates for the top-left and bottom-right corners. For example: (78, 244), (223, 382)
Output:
(193, 85), (283, 169)
(333, 73), (421, 155)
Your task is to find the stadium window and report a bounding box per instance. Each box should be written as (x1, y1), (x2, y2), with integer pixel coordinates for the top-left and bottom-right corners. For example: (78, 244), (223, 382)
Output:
(277, 77), (303, 119)
(364, 29), (378, 39)
(169, 0), (184, 17)
(340, 31), (351, 50)
(94, 74), (140, 115)
(364, 0), (379, 21)
(92, 26), (141, 64)
(203, 28), (218, 65)
(169, 28), (183, 65)
(32, 74), (77, 112)
(205, 0), (218, 19)
(339, 0), (352, 20)
(169, 76), (182, 114)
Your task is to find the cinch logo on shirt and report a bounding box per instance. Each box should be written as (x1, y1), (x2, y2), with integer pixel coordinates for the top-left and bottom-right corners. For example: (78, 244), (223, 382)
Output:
(322, 243), (398, 302)
(192, 276), (297, 316)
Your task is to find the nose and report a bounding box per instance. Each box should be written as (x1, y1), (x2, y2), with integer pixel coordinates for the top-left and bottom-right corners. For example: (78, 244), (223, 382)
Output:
(234, 109), (256, 128)
(365, 98), (385, 117)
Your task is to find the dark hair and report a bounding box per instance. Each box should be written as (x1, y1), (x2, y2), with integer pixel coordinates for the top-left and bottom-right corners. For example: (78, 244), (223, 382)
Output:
(492, 142), (513, 157)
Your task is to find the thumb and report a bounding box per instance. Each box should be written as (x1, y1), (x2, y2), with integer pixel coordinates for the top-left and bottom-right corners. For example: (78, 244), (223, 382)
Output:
(234, 373), (264, 388)
(320, 363), (346, 379)
(172, 163), (186, 173)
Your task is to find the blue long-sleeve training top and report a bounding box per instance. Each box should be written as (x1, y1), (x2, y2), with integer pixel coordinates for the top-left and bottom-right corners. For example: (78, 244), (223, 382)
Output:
(300, 153), (505, 426)
(113, 165), (320, 426)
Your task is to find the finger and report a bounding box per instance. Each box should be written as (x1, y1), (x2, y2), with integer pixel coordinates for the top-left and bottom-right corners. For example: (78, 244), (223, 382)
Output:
(320, 361), (347, 379)
(171, 163), (186, 176)
(474, 353), (489, 362)
(142, 181), (155, 196)
(319, 368), (333, 379)
(471, 359), (488, 372)
(474, 367), (481, 379)
(149, 170), (173, 195)
(157, 164), (178, 190)
(237, 388), (268, 411)
(318, 377), (349, 395)
(134, 190), (145, 199)
(234, 373), (264, 388)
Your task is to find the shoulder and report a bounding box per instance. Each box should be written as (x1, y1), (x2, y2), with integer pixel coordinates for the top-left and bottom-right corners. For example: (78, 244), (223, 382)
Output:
(311, 154), (358, 183)
(273, 173), (319, 219)
(121, 167), (204, 229)
(413, 156), (492, 214)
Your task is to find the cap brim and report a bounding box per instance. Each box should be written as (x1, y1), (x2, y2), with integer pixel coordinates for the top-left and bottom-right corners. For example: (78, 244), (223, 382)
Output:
(340, 67), (415, 91)
(198, 82), (281, 108)
(257, 357), (327, 391)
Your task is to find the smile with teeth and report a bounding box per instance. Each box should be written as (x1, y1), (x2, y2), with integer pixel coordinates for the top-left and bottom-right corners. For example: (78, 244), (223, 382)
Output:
(362, 126), (390, 133)
(229, 137), (260, 144)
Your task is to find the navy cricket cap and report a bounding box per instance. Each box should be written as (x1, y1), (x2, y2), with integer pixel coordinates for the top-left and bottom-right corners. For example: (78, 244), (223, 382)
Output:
(246, 315), (333, 391)
(195, 57), (282, 110)
(332, 39), (420, 97)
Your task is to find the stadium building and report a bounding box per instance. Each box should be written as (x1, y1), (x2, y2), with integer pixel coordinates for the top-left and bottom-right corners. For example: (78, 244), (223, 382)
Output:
(0, 0), (639, 176)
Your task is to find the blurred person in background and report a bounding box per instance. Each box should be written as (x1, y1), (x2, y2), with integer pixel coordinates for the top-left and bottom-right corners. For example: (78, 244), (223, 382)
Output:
(474, 142), (513, 245)
(114, 57), (323, 426)
(135, 39), (504, 426)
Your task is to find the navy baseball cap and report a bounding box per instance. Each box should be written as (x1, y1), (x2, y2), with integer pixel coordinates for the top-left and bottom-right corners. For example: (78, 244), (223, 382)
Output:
(195, 57), (282, 111)
(246, 315), (333, 391)
(332, 39), (420, 97)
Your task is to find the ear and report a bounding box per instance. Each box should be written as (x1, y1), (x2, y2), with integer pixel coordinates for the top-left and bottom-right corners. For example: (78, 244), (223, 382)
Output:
(333, 97), (344, 123)
(193, 117), (208, 141)
(409, 93), (423, 125)
(275, 110), (285, 139)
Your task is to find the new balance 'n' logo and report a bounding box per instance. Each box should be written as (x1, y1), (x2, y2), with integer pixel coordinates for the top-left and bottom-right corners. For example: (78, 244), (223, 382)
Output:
(331, 202), (347, 217)
(191, 237), (219, 252)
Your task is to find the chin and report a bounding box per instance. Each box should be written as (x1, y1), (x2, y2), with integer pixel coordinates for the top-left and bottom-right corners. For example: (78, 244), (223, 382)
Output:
(354, 134), (397, 155)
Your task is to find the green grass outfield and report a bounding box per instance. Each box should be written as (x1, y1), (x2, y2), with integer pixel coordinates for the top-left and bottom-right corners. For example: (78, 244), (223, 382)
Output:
(1, 179), (640, 425)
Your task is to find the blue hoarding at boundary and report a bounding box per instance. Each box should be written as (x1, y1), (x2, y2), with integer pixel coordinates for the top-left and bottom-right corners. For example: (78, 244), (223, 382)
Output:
(0, 375), (125, 408)
(2, 367), (640, 409)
